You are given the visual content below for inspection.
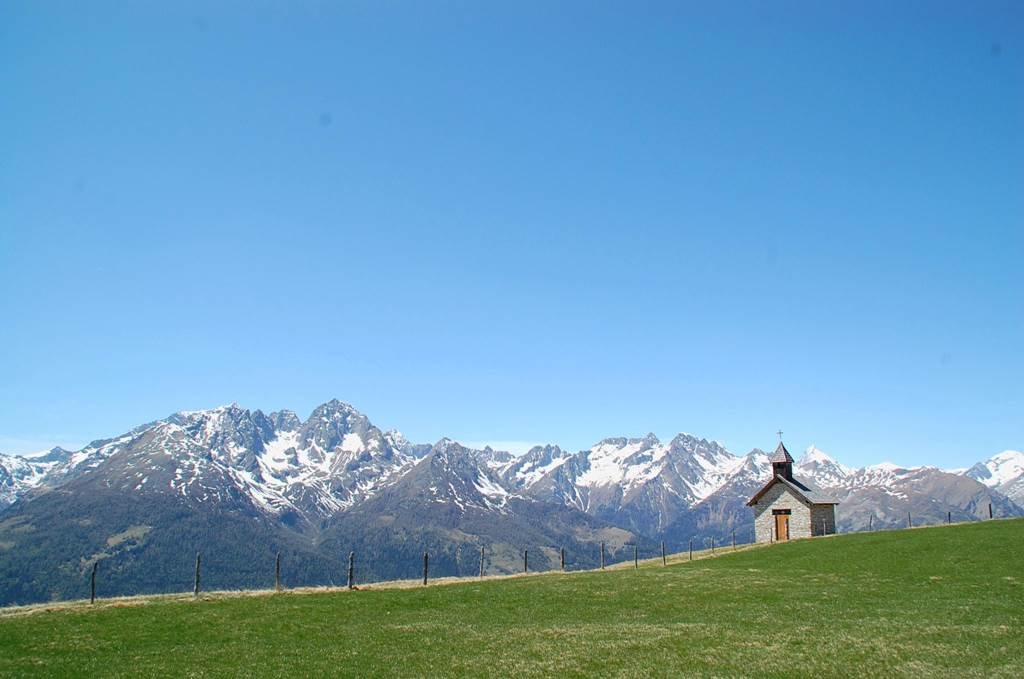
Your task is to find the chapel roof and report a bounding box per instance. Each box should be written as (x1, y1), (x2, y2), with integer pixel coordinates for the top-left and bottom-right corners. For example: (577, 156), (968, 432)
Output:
(746, 473), (839, 507)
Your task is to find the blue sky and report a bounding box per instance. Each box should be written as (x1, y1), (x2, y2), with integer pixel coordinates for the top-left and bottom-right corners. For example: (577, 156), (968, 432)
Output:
(1, 2), (1021, 467)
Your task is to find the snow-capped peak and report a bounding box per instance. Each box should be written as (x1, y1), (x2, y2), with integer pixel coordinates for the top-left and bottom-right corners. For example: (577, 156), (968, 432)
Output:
(434, 437), (457, 451)
(385, 430), (408, 446)
(798, 445), (852, 473)
(7, 398), (1022, 535)
(801, 445), (832, 463)
(966, 450), (1024, 488)
(175, 403), (240, 417)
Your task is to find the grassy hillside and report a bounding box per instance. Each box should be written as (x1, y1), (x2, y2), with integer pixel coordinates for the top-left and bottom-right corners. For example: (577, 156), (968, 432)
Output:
(1, 520), (1022, 677)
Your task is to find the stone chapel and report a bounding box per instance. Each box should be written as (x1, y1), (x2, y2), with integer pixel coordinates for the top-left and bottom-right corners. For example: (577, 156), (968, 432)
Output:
(747, 440), (839, 542)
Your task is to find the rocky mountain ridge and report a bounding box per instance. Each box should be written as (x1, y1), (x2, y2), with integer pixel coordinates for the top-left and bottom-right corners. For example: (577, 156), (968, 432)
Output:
(3, 402), (1021, 529)
(1, 400), (1020, 605)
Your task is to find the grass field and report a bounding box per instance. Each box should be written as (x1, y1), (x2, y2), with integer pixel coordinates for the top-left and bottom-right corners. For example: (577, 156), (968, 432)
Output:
(1, 520), (1022, 677)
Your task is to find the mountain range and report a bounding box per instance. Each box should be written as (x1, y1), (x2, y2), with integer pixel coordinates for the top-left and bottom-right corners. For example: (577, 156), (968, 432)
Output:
(1, 399), (1021, 606)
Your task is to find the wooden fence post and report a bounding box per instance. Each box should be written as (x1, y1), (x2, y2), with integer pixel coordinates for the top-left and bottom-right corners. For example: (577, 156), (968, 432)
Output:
(989, 503), (993, 519)
(661, 541), (666, 566)
(633, 545), (638, 570)
(711, 536), (715, 554)
(560, 547), (565, 571)
(423, 552), (429, 586)
(479, 546), (485, 578)
(688, 538), (693, 561)
(908, 512), (912, 528)
(600, 542), (605, 570)
(524, 550), (528, 574)
(869, 515), (873, 531)
(90, 562), (97, 604)
(275, 552), (281, 592)
(947, 511), (951, 524)
(732, 531), (736, 549)
(194, 553), (201, 597)
(348, 551), (355, 590)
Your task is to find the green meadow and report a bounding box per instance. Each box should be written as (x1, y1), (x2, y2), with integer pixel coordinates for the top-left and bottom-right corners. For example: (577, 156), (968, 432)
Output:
(1, 520), (1021, 678)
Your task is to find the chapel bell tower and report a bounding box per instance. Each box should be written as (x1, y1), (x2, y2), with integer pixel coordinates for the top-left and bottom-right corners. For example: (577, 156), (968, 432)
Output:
(770, 432), (794, 481)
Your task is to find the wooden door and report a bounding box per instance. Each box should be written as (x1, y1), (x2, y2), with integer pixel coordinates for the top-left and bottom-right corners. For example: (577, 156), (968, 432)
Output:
(775, 514), (789, 541)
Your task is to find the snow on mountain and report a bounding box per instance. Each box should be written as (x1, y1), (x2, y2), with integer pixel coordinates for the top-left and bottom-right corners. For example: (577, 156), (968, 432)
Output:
(516, 443), (1010, 537)
(507, 435), (1024, 537)
(567, 433), (743, 502)
(1, 401), (434, 518)
(778, 450), (1023, 530)
(509, 433), (748, 537)
(965, 450), (1024, 503)
(966, 450), (1024, 487)
(501, 445), (574, 489)
(202, 400), (426, 516)
(0, 447), (74, 505)
(396, 438), (517, 513)
(1, 454), (49, 505)
(472, 446), (516, 471)
(5, 400), (1020, 538)
(791, 449), (1024, 509)
(19, 447), (75, 464)
(729, 449), (773, 487)
(319, 438), (644, 580)
(661, 434), (747, 502)
(9, 401), (429, 522)
(795, 445), (852, 485)
(793, 447), (1024, 511)
(6, 403), (1020, 609)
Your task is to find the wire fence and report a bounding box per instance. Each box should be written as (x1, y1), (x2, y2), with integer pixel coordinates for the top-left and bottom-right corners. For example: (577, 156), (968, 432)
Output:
(13, 502), (1012, 609)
